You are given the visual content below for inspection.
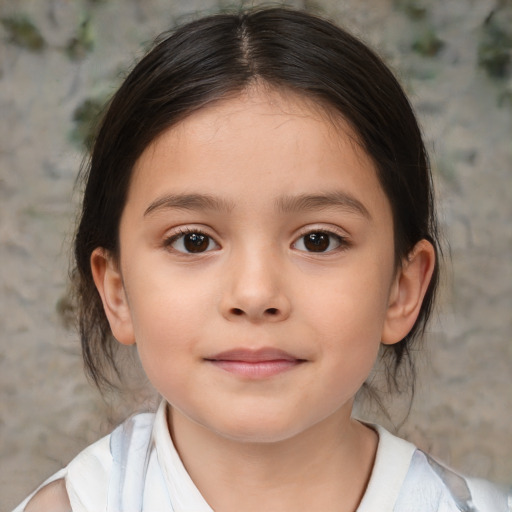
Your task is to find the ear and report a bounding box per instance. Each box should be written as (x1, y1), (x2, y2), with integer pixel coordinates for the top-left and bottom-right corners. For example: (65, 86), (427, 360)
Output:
(90, 248), (135, 346)
(381, 239), (436, 345)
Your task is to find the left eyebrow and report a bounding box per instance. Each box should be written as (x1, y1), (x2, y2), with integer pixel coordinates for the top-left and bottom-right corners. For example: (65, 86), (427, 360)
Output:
(275, 191), (371, 219)
(144, 193), (235, 216)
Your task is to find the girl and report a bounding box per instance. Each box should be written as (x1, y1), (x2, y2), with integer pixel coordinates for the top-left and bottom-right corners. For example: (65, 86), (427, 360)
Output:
(14, 7), (510, 512)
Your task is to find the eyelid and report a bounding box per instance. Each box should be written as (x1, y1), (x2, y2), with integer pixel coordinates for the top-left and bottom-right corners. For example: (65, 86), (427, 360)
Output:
(295, 224), (350, 240)
(292, 225), (351, 253)
(161, 224), (351, 255)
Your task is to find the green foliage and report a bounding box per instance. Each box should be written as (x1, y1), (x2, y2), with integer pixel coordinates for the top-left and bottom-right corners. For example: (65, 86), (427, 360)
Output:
(71, 97), (107, 150)
(478, 8), (512, 79)
(1, 15), (46, 52)
(394, 0), (428, 21)
(394, 0), (444, 58)
(498, 86), (512, 107)
(412, 27), (444, 57)
(66, 16), (95, 61)
(303, 0), (326, 15)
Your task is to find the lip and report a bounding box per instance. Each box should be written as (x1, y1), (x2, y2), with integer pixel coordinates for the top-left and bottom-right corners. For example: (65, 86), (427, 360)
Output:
(205, 348), (305, 379)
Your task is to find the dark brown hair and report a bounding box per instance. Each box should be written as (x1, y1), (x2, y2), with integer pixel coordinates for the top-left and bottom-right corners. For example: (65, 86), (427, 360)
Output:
(73, 7), (440, 392)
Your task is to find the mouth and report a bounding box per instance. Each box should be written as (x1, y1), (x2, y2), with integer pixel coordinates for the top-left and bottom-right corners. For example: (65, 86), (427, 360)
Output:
(205, 348), (306, 379)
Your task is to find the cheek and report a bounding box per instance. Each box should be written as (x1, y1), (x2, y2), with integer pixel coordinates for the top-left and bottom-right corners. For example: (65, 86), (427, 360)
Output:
(301, 259), (394, 334)
(296, 255), (395, 393)
(126, 258), (213, 327)
(317, 304), (384, 403)
(122, 260), (219, 370)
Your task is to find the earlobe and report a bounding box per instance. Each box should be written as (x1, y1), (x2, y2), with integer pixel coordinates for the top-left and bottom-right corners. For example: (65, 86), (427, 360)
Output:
(381, 239), (436, 345)
(90, 248), (135, 346)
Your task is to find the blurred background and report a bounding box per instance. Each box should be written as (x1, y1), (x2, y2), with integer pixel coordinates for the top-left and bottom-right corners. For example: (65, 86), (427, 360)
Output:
(1, 0), (511, 509)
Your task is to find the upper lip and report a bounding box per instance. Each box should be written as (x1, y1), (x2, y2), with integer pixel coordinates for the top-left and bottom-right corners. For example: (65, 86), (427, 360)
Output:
(206, 347), (302, 362)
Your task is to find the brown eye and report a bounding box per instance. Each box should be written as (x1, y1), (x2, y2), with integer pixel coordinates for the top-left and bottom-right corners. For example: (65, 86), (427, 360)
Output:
(167, 231), (219, 254)
(293, 231), (344, 253)
(183, 233), (209, 252)
(304, 233), (329, 252)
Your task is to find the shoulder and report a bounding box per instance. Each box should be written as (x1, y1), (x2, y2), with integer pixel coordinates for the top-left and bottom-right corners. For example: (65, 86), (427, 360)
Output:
(360, 423), (511, 512)
(65, 411), (157, 509)
(396, 449), (511, 511)
(13, 409), (159, 512)
(24, 479), (71, 512)
(12, 433), (112, 512)
(66, 410), (156, 478)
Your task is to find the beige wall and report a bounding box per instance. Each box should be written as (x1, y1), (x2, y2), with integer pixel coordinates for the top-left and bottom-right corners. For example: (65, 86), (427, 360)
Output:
(1, 0), (511, 509)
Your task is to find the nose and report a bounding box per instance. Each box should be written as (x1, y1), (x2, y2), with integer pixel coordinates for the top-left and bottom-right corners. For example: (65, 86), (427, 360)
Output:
(220, 248), (291, 323)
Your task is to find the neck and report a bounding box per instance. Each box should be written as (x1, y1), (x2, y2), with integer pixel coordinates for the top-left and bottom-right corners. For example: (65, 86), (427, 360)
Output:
(168, 405), (378, 512)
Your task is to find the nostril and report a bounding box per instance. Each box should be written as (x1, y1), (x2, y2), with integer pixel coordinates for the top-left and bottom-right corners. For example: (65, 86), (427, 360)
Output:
(227, 307), (282, 318)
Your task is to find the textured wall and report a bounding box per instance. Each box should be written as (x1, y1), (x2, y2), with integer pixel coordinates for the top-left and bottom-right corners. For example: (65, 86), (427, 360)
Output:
(1, 0), (511, 509)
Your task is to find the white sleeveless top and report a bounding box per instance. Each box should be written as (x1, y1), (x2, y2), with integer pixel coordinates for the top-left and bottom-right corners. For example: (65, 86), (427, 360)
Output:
(14, 401), (511, 511)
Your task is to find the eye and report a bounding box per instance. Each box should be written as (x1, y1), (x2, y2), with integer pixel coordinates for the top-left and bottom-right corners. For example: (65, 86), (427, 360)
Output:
(165, 230), (219, 254)
(293, 231), (346, 253)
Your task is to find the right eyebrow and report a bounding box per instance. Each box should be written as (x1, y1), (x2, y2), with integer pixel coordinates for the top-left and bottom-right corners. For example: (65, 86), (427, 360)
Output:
(144, 193), (235, 217)
(275, 191), (371, 219)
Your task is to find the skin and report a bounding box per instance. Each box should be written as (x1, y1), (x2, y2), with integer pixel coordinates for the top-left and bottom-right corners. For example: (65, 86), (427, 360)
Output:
(89, 86), (435, 512)
(24, 479), (70, 512)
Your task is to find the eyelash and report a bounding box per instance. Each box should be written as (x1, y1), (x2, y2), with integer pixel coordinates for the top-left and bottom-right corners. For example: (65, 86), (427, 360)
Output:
(163, 227), (219, 254)
(163, 227), (350, 255)
(293, 228), (350, 254)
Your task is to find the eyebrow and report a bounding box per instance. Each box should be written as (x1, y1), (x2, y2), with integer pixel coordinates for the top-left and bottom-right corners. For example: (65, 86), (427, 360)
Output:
(144, 191), (370, 219)
(275, 191), (371, 219)
(144, 193), (235, 216)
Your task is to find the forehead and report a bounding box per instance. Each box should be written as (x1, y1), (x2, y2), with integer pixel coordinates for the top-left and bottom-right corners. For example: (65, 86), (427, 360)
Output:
(127, 86), (390, 221)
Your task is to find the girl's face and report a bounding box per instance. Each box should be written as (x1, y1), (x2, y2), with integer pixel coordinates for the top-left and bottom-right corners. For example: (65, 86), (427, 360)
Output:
(96, 87), (411, 443)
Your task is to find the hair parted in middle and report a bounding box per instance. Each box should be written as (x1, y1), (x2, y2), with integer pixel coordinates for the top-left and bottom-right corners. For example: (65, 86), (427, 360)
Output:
(73, 7), (440, 395)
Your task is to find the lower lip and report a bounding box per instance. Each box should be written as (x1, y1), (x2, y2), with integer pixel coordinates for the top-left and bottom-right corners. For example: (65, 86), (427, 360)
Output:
(208, 359), (302, 379)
